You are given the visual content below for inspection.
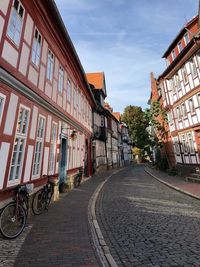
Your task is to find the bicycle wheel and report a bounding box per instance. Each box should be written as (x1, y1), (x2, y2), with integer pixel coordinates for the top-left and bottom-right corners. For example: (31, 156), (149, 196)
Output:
(46, 187), (54, 209)
(32, 189), (46, 215)
(0, 202), (26, 239)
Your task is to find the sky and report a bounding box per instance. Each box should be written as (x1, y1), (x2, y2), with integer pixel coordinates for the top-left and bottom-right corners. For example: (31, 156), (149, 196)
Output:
(55, 0), (198, 113)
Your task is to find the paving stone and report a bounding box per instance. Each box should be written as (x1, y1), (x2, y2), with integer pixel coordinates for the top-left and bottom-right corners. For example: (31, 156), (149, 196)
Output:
(96, 165), (200, 267)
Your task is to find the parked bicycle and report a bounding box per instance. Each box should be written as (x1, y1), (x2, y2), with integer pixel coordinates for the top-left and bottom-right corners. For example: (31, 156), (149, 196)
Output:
(0, 184), (32, 239)
(32, 175), (55, 215)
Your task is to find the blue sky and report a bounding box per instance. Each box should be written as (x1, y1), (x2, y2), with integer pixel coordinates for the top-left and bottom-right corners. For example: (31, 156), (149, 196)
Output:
(55, 0), (198, 113)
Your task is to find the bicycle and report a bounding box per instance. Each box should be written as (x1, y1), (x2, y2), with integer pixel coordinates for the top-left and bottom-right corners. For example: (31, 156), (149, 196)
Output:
(32, 175), (55, 215)
(0, 184), (31, 239)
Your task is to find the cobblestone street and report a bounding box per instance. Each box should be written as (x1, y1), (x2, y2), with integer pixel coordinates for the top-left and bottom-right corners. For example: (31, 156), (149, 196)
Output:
(96, 165), (200, 267)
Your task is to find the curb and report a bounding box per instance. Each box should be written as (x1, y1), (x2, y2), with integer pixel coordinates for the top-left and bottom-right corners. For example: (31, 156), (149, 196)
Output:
(88, 169), (122, 267)
(145, 168), (200, 201)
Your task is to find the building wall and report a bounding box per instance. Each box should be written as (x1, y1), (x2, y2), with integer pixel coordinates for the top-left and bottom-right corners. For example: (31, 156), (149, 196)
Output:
(156, 17), (200, 170)
(0, 0), (94, 195)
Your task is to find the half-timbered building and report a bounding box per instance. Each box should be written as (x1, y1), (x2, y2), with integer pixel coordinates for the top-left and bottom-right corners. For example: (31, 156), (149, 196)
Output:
(153, 14), (200, 174)
(86, 72), (108, 173)
(0, 0), (96, 200)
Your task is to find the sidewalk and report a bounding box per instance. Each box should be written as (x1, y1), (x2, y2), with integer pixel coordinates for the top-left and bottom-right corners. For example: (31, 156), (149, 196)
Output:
(10, 169), (118, 267)
(145, 166), (200, 200)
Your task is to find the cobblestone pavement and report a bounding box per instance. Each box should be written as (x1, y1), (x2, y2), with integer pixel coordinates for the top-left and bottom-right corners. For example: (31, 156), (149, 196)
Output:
(0, 169), (116, 267)
(96, 165), (200, 267)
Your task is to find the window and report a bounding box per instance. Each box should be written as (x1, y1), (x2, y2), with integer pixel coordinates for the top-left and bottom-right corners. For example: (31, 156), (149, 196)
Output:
(176, 106), (182, 120)
(67, 79), (71, 102)
(178, 41), (183, 53)
(78, 90), (81, 111)
(58, 66), (64, 93)
(9, 106), (30, 182)
(166, 58), (170, 67)
(197, 93), (200, 106)
(189, 57), (197, 78)
(181, 103), (187, 117)
(49, 123), (57, 174)
(47, 50), (54, 81)
(171, 50), (176, 60)
(181, 65), (188, 84)
(188, 133), (195, 153)
(188, 98), (195, 113)
(7, 0), (24, 46)
(181, 135), (188, 153)
(184, 32), (190, 45)
(32, 116), (45, 177)
(0, 94), (6, 125)
(167, 111), (173, 125)
(31, 29), (41, 66)
(170, 78), (176, 93)
(176, 142), (180, 154)
(73, 87), (77, 108)
(175, 73), (181, 90)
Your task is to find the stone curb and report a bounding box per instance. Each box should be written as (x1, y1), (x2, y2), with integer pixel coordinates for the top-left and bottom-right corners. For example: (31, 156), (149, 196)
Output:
(145, 168), (200, 201)
(88, 169), (122, 267)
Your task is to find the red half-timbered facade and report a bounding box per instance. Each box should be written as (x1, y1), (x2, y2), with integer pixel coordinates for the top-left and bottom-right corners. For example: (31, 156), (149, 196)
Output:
(153, 15), (200, 173)
(0, 0), (95, 199)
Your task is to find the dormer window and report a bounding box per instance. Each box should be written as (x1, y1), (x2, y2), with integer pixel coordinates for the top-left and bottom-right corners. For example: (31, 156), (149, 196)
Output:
(171, 50), (176, 60)
(178, 41), (183, 53)
(184, 32), (190, 45)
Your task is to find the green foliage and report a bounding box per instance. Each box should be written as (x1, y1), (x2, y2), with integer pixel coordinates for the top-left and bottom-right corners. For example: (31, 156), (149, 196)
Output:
(155, 148), (169, 170)
(121, 105), (152, 155)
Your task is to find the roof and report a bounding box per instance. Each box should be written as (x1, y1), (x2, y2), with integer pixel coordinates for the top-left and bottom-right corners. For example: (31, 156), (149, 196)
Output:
(86, 72), (107, 97)
(112, 112), (121, 122)
(162, 15), (198, 58)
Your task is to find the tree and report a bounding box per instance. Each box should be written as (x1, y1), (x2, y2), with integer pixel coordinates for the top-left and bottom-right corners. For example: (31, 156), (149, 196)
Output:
(144, 101), (170, 169)
(121, 105), (151, 156)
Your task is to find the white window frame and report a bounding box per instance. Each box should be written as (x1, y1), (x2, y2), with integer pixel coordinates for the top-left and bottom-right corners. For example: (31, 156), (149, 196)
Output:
(175, 73), (181, 90)
(176, 106), (182, 120)
(32, 115), (46, 178)
(189, 57), (197, 78)
(181, 134), (188, 153)
(58, 66), (64, 94)
(181, 102), (187, 118)
(197, 93), (200, 107)
(7, 0), (24, 46)
(171, 50), (176, 60)
(0, 93), (6, 126)
(67, 79), (71, 102)
(48, 122), (57, 174)
(178, 41), (183, 53)
(188, 98), (195, 114)
(73, 87), (77, 109)
(181, 65), (188, 84)
(187, 133), (195, 153)
(8, 105), (30, 185)
(184, 32), (190, 45)
(31, 28), (42, 67)
(47, 50), (54, 81)
(167, 111), (173, 125)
